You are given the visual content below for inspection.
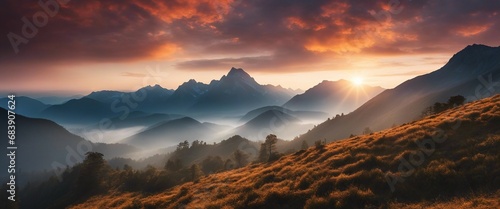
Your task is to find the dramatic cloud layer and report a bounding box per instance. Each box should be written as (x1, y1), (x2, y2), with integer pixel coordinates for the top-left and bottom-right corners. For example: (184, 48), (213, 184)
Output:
(0, 0), (499, 92)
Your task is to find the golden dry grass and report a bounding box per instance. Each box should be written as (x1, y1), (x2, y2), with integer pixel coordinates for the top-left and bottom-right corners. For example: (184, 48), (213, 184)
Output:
(70, 94), (500, 209)
(388, 191), (500, 209)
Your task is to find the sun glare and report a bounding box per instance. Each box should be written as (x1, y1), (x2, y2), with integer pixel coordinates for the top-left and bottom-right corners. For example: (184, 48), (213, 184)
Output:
(352, 77), (364, 86)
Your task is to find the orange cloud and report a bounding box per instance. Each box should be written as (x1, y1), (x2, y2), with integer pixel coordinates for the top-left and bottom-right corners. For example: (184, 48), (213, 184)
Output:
(305, 21), (396, 53)
(135, 0), (234, 25)
(456, 24), (491, 37)
(151, 43), (181, 59)
(286, 17), (307, 30)
(321, 1), (350, 18)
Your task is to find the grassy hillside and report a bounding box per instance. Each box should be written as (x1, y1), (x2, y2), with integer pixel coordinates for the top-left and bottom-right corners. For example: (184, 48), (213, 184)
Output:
(70, 94), (500, 208)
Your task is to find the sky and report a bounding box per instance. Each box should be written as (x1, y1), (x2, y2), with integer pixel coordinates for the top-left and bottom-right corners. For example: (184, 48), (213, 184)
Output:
(0, 0), (499, 95)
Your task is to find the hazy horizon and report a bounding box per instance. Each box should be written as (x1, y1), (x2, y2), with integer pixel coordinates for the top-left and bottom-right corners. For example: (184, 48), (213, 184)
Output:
(1, 68), (392, 97)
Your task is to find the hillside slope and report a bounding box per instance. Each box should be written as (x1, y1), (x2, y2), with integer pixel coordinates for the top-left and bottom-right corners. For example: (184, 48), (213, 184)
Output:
(71, 94), (500, 209)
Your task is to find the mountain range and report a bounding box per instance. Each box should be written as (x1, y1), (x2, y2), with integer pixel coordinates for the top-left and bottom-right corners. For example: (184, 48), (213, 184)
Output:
(84, 67), (300, 117)
(1, 68), (385, 129)
(0, 67), (387, 150)
(187, 68), (298, 115)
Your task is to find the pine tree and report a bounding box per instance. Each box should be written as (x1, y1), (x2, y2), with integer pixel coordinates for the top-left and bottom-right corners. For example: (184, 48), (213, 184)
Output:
(76, 152), (107, 195)
(448, 95), (466, 107)
(258, 143), (268, 162)
(165, 159), (182, 172)
(265, 134), (279, 161)
(224, 159), (234, 170)
(363, 127), (373, 135)
(266, 134), (278, 156)
(301, 140), (309, 150)
(190, 164), (204, 181)
(233, 149), (249, 168)
(201, 156), (224, 174)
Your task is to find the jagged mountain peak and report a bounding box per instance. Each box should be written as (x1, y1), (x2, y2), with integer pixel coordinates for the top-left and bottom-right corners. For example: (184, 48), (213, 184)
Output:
(136, 84), (174, 98)
(216, 67), (261, 90)
(176, 79), (209, 94)
(179, 79), (205, 88)
(186, 79), (198, 84)
(221, 67), (257, 85)
(227, 67), (251, 78)
(140, 84), (165, 91)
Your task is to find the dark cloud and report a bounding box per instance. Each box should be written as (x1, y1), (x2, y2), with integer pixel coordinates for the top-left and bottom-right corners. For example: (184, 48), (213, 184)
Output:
(0, 0), (499, 74)
(0, 0), (229, 64)
(176, 45), (324, 71)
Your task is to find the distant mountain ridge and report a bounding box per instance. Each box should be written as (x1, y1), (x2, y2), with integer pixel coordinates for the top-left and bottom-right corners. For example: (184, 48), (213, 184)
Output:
(283, 79), (385, 115)
(40, 97), (118, 125)
(294, 44), (500, 146)
(85, 84), (175, 113)
(0, 96), (49, 116)
(239, 106), (328, 123)
(36, 95), (83, 105)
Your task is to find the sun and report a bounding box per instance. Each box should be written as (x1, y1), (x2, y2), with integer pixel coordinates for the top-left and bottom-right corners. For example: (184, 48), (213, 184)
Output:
(352, 77), (364, 86)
